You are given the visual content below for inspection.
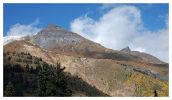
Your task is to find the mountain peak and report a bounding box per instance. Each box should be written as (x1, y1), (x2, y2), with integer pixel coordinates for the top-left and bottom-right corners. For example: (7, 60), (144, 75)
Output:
(46, 24), (63, 30)
(120, 46), (131, 52)
(36, 24), (67, 37)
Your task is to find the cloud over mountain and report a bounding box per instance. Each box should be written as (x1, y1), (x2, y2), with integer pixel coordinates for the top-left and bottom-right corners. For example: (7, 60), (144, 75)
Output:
(6, 19), (42, 37)
(70, 5), (169, 62)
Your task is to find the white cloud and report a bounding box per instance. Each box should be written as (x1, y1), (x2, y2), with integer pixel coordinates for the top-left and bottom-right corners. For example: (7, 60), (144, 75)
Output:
(6, 19), (41, 37)
(4, 19), (42, 45)
(70, 16), (96, 41)
(70, 5), (169, 62)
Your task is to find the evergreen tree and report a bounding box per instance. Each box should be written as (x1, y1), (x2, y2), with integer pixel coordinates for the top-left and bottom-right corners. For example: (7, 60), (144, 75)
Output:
(37, 64), (49, 96)
(30, 66), (34, 73)
(26, 64), (29, 72)
(4, 81), (15, 96)
(13, 63), (23, 72)
(37, 63), (72, 96)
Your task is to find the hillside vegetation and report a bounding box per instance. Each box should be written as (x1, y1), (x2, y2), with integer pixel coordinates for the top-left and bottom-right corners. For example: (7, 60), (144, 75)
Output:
(3, 52), (108, 96)
(3, 51), (168, 97)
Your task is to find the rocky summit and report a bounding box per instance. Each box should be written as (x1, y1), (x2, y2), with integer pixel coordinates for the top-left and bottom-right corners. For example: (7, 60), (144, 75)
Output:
(3, 24), (169, 97)
(120, 46), (131, 52)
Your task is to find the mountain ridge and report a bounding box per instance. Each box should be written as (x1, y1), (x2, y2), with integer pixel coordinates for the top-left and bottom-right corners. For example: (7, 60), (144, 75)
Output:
(29, 24), (165, 64)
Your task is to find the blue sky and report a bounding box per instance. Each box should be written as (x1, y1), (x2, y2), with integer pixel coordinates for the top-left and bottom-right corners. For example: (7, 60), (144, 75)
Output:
(3, 3), (169, 62)
(4, 4), (101, 36)
(4, 3), (168, 36)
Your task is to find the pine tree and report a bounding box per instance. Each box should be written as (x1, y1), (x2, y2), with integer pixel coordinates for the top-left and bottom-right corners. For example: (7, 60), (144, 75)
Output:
(26, 64), (29, 71)
(4, 81), (15, 96)
(37, 63), (72, 96)
(30, 66), (34, 73)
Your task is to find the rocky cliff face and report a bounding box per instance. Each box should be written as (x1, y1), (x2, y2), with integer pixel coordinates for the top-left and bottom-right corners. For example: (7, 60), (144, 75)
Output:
(31, 24), (108, 58)
(120, 46), (131, 52)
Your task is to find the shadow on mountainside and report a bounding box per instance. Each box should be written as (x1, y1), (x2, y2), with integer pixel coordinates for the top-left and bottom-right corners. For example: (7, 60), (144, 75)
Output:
(3, 51), (109, 97)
